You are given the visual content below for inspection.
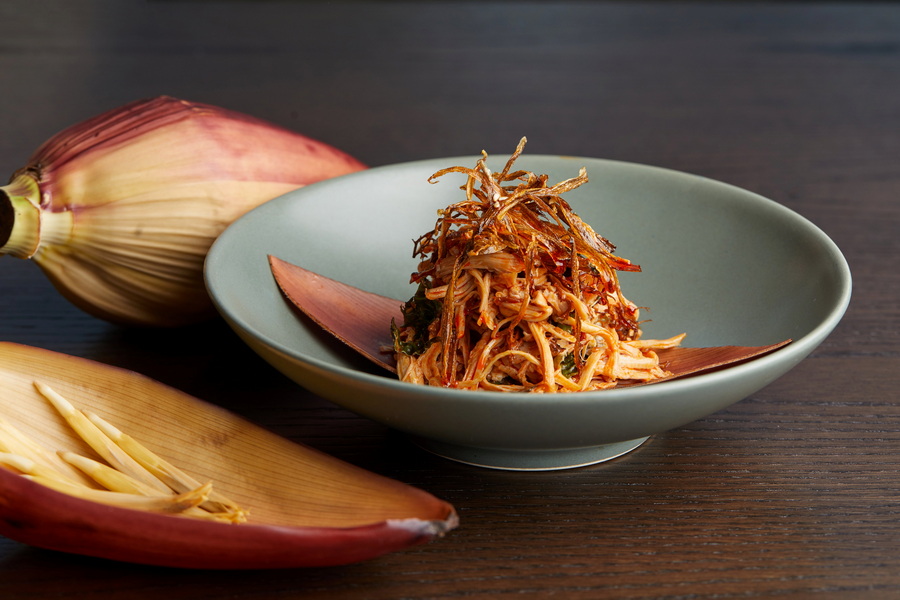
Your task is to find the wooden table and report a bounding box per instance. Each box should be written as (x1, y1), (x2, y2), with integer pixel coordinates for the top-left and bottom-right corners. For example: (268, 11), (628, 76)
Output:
(1, 2), (897, 597)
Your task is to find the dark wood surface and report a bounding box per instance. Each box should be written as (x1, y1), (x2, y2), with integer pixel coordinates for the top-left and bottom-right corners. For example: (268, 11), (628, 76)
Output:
(1, 1), (898, 598)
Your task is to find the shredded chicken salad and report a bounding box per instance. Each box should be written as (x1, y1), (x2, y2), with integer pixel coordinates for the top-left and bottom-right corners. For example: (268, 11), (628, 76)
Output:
(391, 138), (685, 392)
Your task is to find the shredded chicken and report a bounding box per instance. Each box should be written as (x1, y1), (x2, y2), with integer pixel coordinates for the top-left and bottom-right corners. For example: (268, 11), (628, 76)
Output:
(392, 138), (685, 392)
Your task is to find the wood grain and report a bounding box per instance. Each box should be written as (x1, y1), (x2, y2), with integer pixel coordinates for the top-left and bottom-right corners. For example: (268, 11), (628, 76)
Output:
(0, 1), (897, 597)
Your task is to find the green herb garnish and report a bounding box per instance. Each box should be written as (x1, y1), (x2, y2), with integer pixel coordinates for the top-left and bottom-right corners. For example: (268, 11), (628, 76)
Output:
(560, 353), (579, 378)
(394, 283), (442, 356)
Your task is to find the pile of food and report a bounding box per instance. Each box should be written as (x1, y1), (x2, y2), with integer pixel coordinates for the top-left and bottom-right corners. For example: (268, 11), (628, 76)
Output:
(392, 138), (685, 392)
(0, 381), (247, 523)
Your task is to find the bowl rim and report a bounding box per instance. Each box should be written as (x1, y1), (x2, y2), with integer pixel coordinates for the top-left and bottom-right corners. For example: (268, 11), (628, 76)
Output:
(205, 155), (852, 404)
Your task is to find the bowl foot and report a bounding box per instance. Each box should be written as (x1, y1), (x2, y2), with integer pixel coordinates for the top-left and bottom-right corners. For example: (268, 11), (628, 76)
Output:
(410, 436), (650, 471)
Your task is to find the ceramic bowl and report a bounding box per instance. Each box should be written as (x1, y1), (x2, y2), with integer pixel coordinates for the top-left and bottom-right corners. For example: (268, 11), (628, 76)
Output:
(205, 155), (851, 470)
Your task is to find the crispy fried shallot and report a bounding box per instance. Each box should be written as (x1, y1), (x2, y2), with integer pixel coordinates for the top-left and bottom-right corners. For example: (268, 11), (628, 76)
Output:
(392, 138), (685, 392)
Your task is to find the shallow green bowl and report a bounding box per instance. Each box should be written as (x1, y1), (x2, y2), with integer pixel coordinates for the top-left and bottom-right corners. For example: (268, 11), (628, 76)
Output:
(205, 156), (851, 470)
